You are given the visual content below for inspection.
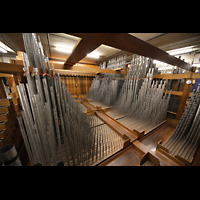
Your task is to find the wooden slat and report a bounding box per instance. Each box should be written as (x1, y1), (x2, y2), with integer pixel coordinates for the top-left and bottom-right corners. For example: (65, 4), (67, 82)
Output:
(0, 106), (9, 114)
(2, 61), (125, 76)
(66, 33), (192, 71)
(0, 62), (24, 74)
(164, 90), (183, 96)
(64, 38), (101, 68)
(0, 114), (8, 122)
(153, 72), (193, 79)
(0, 73), (13, 78)
(0, 99), (10, 106)
(95, 110), (138, 141)
(167, 110), (177, 115)
(0, 122), (6, 130)
(0, 78), (6, 99)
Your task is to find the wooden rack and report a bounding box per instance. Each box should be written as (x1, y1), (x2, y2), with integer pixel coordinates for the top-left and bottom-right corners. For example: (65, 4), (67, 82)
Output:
(153, 71), (200, 120)
(1, 58), (200, 166)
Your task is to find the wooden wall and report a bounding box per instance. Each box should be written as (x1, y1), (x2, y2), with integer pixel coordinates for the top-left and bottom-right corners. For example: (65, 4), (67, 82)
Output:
(60, 75), (94, 96)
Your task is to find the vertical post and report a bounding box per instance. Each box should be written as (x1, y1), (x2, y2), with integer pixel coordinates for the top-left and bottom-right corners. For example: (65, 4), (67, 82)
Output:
(0, 78), (6, 99)
(175, 78), (192, 120)
(86, 76), (88, 94)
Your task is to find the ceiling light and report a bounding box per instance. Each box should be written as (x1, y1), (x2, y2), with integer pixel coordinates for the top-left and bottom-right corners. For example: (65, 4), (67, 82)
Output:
(192, 63), (200, 67)
(55, 47), (72, 53)
(55, 46), (100, 58)
(0, 47), (7, 53)
(158, 66), (173, 70)
(167, 46), (194, 55)
(0, 41), (14, 52)
(87, 53), (100, 59)
(153, 60), (168, 66)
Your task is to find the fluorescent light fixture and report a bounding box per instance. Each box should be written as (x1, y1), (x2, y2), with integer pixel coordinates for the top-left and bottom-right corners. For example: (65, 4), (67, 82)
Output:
(87, 52), (100, 59)
(192, 63), (200, 67)
(167, 46), (194, 55)
(55, 47), (72, 53)
(153, 60), (168, 66)
(0, 41), (14, 52)
(55, 46), (100, 59)
(158, 66), (173, 70)
(0, 46), (7, 53)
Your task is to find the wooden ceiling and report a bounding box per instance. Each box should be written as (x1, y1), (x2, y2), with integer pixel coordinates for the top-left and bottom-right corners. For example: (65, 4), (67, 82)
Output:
(1, 33), (200, 69)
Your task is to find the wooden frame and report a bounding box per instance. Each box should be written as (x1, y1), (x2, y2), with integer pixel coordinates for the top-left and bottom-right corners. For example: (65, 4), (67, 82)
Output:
(153, 71), (198, 120)
(66, 33), (192, 71)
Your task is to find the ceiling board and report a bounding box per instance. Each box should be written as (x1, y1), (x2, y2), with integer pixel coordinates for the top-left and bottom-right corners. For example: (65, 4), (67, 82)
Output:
(128, 33), (164, 42)
(148, 33), (200, 49)
(0, 33), (24, 52)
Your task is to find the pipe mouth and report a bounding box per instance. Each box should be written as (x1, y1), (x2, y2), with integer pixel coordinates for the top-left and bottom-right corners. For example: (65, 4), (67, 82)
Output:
(0, 144), (14, 154)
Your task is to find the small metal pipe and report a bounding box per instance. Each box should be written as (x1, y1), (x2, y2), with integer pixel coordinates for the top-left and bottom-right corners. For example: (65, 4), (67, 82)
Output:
(47, 33), (52, 58)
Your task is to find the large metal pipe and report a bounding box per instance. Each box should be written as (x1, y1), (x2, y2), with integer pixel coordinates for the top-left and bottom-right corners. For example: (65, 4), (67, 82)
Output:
(0, 144), (22, 166)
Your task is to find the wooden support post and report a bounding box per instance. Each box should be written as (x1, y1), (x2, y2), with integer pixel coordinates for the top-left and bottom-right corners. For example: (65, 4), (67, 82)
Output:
(0, 78), (6, 99)
(175, 79), (192, 120)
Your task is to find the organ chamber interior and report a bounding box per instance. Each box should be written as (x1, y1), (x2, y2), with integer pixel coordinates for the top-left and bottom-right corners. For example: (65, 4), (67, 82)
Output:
(0, 33), (200, 166)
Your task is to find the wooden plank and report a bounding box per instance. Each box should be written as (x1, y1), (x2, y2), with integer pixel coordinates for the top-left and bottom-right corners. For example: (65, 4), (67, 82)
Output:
(67, 33), (192, 71)
(0, 113), (8, 122)
(0, 106), (9, 114)
(0, 73), (13, 78)
(0, 99), (10, 106)
(5, 60), (126, 76)
(164, 90), (183, 96)
(0, 79), (6, 99)
(64, 38), (101, 68)
(0, 62), (24, 74)
(153, 73), (192, 79)
(98, 144), (144, 166)
(167, 110), (177, 115)
(95, 110), (138, 141)
(133, 140), (185, 166)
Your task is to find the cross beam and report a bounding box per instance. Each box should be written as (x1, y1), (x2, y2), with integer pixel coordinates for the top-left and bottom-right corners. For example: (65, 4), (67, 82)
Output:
(66, 33), (192, 71)
(64, 38), (101, 69)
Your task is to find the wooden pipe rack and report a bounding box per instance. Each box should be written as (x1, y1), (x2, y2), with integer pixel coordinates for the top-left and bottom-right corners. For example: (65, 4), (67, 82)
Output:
(78, 98), (195, 166)
(1, 59), (200, 166)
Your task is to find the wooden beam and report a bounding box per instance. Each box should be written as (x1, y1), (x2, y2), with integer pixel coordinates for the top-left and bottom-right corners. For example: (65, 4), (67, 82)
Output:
(175, 79), (193, 120)
(67, 66), (126, 75)
(164, 90), (183, 96)
(0, 73), (13, 77)
(0, 78), (6, 99)
(153, 72), (193, 79)
(64, 38), (101, 69)
(66, 33), (192, 71)
(0, 62), (23, 74)
(4, 61), (126, 76)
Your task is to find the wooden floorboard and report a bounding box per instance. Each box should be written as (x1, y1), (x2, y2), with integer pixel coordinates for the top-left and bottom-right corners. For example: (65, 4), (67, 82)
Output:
(99, 122), (177, 166)
(139, 122), (176, 152)
(105, 145), (143, 166)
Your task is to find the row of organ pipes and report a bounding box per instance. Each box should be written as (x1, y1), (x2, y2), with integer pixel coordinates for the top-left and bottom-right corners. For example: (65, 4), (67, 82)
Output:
(89, 54), (171, 132)
(5, 33), (200, 166)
